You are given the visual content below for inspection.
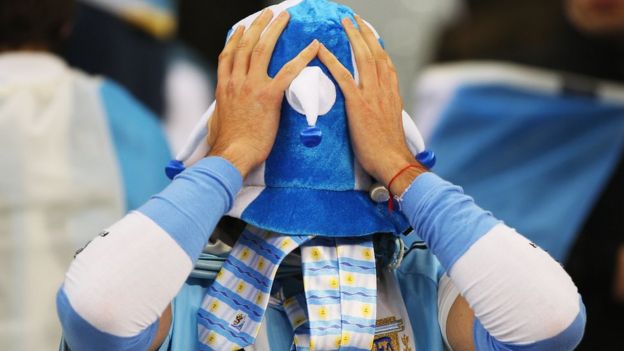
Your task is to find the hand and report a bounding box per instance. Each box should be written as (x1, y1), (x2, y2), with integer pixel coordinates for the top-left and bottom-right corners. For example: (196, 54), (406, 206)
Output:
(208, 9), (320, 178)
(318, 15), (425, 195)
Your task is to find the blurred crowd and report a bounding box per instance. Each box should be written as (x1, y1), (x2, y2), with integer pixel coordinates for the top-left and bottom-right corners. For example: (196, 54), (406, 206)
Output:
(0, 0), (622, 350)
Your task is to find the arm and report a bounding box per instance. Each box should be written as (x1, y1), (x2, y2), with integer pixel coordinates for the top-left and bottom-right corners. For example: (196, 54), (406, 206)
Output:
(318, 16), (585, 351)
(399, 172), (585, 351)
(57, 10), (320, 351)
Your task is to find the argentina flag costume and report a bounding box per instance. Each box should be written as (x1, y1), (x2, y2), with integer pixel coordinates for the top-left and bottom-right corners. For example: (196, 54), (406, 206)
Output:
(57, 1), (586, 351)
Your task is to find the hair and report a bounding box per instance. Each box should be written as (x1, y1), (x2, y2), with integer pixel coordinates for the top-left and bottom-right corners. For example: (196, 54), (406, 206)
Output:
(0, 0), (74, 51)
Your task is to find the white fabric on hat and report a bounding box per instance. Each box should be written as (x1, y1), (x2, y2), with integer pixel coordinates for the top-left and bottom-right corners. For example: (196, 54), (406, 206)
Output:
(286, 66), (337, 128)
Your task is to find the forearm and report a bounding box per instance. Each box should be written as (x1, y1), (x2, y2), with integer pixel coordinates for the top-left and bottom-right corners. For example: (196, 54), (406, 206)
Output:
(399, 173), (585, 351)
(57, 157), (242, 351)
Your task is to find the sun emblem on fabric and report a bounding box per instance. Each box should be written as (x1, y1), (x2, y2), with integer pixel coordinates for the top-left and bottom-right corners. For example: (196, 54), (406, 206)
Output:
(334, 336), (342, 348)
(344, 273), (355, 285)
(329, 277), (339, 289)
(206, 331), (217, 345)
(280, 238), (293, 250)
(361, 304), (372, 317)
(257, 257), (265, 270)
(236, 282), (246, 294)
(341, 333), (351, 345)
(362, 248), (373, 260)
(209, 301), (220, 313)
(241, 248), (250, 260)
(255, 292), (264, 305)
(318, 306), (328, 319)
(310, 248), (322, 260)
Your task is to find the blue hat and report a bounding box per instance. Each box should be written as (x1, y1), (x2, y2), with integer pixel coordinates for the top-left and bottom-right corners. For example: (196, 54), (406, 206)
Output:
(166, 0), (435, 237)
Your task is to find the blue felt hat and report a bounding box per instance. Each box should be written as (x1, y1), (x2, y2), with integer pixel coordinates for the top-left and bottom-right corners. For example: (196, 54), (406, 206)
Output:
(166, 0), (435, 237)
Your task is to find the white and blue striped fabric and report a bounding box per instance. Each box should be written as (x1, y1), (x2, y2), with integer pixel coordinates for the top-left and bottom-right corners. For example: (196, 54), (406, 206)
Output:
(301, 237), (377, 351)
(198, 229), (313, 350)
(198, 231), (378, 351)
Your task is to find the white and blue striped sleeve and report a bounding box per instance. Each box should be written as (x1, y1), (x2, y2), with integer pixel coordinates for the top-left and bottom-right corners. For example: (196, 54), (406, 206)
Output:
(56, 157), (242, 351)
(400, 172), (585, 351)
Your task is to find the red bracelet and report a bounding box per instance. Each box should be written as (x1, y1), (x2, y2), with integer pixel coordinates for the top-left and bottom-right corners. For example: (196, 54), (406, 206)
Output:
(387, 164), (423, 212)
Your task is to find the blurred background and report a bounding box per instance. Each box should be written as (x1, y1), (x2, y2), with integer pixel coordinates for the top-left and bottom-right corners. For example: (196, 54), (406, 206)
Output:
(1, 0), (622, 349)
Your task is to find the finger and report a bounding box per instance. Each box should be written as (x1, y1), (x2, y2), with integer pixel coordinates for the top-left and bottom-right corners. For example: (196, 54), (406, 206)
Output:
(342, 17), (377, 88)
(354, 15), (391, 87)
(232, 9), (274, 80)
(386, 56), (401, 94)
(271, 40), (320, 92)
(217, 26), (244, 87)
(317, 44), (358, 97)
(249, 11), (290, 78)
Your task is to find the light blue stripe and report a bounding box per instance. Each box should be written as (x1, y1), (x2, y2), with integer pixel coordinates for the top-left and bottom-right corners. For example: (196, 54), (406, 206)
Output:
(204, 281), (265, 321)
(237, 232), (285, 265)
(56, 288), (159, 351)
(305, 296), (341, 305)
(303, 259), (374, 275)
(338, 257), (375, 273)
(340, 347), (373, 351)
(473, 297), (586, 351)
(222, 256), (272, 293)
(139, 157), (242, 262)
(340, 316), (376, 329)
(401, 172), (500, 270)
(305, 288), (376, 304)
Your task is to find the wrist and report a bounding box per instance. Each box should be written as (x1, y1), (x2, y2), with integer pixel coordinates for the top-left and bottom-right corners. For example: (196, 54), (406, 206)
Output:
(382, 152), (427, 196)
(208, 144), (255, 179)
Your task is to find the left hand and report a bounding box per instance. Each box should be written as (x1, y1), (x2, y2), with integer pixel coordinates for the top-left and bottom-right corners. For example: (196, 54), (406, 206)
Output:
(318, 15), (426, 195)
(208, 9), (320, 178)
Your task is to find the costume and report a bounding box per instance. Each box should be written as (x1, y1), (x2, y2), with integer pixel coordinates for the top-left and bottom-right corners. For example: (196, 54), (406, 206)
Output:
(0, 52), (170, 350)
(57, 2), (585, 351)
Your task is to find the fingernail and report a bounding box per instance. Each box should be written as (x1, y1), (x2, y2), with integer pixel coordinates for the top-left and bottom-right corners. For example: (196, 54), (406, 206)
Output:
(278, 11), (289, 19)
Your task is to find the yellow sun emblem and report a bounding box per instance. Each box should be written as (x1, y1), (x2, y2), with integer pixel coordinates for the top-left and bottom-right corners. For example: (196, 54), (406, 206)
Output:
(206, 332), (217, 345)
(329, 277), (339, 289)
(241, 248), (250, 260)
(361, 304), (372, 317)
(342, 333), (351, 345)
(236, 282), (246, 293)
(334, 336), (342, 348)
(280, 238), (292, 250)
(318, 307), (328, 319)
(362, 248), (373, 260)
(311, 248), (321, 260)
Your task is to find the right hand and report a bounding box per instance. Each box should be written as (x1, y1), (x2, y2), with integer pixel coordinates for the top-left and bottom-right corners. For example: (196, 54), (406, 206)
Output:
(207, 9), (320, 178)
(318, 16), (425, 195)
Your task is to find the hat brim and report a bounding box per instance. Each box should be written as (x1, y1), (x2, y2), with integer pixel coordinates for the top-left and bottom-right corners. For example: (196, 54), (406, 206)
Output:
(229, 186), (409, 237)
